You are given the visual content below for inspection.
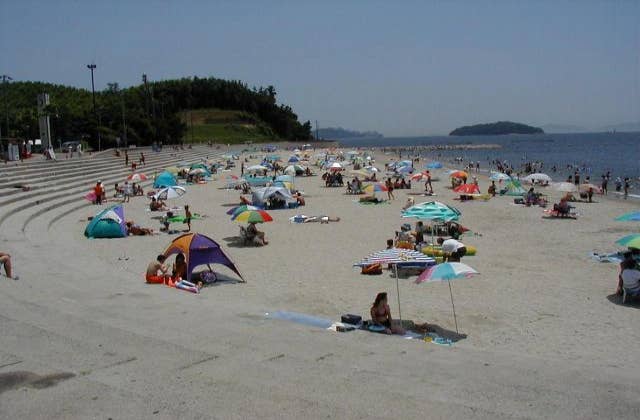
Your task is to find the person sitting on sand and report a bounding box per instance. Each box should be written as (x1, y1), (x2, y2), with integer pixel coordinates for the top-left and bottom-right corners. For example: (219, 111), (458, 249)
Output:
(488, 181), (496, 197)
(146, 255), (170, 284)
(617, 258), (640, 297)
(247, 222), (268, 245)
(173, 253), (188, 280)
(149, 197), (167, 211)
(0, 252), (18, 280)
(437, 237), (467, 262)
(370, 292), (405, 335)
(396, 224), (415, 248)
(553, 198), (570, 216)
(126, 221), (154, 236)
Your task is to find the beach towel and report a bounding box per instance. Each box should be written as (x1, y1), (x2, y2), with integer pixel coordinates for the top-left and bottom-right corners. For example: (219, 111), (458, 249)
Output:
(167, 213), (203, 223)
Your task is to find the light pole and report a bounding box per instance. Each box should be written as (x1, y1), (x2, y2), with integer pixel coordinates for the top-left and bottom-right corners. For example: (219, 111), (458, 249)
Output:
(86, 64), (100, 151)
(1, 74), (12, 156)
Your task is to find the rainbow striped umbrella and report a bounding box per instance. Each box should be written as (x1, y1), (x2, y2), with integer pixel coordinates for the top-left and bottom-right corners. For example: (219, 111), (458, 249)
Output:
(226, 205), (260, 217)
(232, 209), (273, 224)
(363, 182), (389, 193)
(616, 234), (640, 249)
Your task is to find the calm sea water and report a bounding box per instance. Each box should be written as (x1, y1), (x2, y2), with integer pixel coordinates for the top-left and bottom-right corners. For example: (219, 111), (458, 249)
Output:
(338, 132), (640, 180)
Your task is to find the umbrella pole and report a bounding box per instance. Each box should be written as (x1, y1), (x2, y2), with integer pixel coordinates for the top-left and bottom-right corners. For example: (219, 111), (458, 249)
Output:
(394, 263), (402, 323)
(448, 279), (458, 334)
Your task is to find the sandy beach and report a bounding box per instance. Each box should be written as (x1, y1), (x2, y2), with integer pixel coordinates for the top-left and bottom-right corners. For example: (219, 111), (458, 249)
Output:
(1, 146), (639, 419)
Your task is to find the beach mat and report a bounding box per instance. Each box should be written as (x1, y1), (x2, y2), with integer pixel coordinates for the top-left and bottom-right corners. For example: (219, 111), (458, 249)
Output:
(265, 310), (333, 329)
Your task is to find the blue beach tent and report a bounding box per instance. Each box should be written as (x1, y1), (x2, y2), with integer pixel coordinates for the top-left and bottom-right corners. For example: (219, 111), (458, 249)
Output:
(85, 205), (127, 239)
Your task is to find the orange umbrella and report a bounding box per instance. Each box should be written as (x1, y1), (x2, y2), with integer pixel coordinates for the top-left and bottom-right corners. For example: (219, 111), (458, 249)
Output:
(454, 183), (480, 195)
(449, 170), (468, 179)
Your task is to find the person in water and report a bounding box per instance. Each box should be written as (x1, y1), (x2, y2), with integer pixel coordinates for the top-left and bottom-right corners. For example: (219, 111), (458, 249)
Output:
(370, 292), (405, 335)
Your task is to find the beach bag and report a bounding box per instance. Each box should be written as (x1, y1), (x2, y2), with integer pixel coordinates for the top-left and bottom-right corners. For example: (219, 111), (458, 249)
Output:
(361, 263), (383, 275)
(341, 314), (362, 326)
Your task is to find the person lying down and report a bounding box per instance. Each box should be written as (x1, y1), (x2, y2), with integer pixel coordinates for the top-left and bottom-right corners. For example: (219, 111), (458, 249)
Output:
(289, 215), (341, 224)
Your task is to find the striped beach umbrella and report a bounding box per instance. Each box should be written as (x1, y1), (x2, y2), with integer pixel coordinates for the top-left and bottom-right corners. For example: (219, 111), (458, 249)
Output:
(154, 186), (187, 200)
(126, 173), (148, 182)
(363, 182), (389, 193)
(226, 204), (260, 217)
(232, 209), (273, 223)
(616, 234), (640, 249)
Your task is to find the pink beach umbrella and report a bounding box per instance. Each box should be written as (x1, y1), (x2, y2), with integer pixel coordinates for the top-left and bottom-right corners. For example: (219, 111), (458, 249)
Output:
(127, 173), (148, 182)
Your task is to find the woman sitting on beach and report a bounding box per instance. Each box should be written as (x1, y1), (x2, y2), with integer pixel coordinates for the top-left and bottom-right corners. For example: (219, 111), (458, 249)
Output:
(173, 253), (188, 280)
(370, 292), (404, 335)
(149, 197), (167, 212)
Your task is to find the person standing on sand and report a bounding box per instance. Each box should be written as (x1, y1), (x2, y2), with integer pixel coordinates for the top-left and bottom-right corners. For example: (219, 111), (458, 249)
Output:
(139, 152), (145, 166)
(601, 175), (608, 195)
(385, 178), (395, 200)
(624, 178), (630, 199)
(0, 252), (18, 280)
(184, 205), (192, 231)
(125, 150), (129, 167)
(94, 181), (104, 205)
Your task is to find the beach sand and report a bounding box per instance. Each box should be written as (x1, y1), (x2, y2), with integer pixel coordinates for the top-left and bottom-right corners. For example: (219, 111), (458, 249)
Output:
(1, 146), (639, 419)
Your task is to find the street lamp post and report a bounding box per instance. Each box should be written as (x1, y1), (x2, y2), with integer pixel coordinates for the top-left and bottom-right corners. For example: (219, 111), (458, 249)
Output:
(86, 64), (100, 151)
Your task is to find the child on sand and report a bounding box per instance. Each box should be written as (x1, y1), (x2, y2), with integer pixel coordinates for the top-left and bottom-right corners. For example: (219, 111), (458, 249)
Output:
(184, 205), (192, 231)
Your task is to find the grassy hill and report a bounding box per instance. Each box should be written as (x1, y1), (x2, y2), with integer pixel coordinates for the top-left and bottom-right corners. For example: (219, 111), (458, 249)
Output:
(179, 109), (278, 144)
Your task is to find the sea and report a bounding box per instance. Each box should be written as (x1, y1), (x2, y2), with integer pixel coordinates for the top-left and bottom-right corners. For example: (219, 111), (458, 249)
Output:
(338, 132), (640, 181)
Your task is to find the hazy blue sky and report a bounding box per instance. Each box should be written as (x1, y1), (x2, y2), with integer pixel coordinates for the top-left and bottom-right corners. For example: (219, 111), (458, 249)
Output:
(2, 0), (638, 135)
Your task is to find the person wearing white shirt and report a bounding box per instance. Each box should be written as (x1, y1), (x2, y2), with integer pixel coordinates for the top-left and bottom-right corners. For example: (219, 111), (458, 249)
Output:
(437, 237), (466, 262)
(618, 258), (640, 295)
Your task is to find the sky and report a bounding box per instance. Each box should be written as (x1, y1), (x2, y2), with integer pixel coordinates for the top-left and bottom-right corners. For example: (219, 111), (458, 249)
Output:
(1, 0), (639, 136)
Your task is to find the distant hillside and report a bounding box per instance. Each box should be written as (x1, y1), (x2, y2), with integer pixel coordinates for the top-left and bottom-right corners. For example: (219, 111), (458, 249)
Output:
(450, 121), (544, 136)
(180, 109), (276, 143)
(315, 127), (383, 140)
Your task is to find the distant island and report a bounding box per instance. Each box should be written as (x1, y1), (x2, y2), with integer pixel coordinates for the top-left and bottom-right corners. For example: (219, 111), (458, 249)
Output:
(315, 127), (383, 140)
(450, 121), (544, 136)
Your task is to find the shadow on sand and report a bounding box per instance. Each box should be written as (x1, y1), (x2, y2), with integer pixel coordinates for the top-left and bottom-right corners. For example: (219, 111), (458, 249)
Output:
(401, 320), (468, 342)
(606, 293), (640, 308)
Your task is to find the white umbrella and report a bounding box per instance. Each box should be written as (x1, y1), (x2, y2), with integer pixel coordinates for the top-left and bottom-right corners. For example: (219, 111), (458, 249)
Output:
(246, 165), (269, 173)
(154, 186), (187, 200)
(329, 162), (344, 171)
(523, 173), (552, 184)
(553, 182), (577, 193)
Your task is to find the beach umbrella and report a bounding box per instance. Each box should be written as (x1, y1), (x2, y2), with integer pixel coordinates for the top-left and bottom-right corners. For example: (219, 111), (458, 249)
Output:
(226, 204), (260, 217)
(246, 165), (269, 173)
(232, 209), (273, 223)
(126, 173), (148, 182)
(154, 186), (187, 200)
(165, 166), (179, 175)
(402, 201), (461, 222)
(449, 170), (468, 179)
(425, 161), (443, 169)
(364, 166), (380, 173)
(275, 175), (294, 183)
(284, 164), (305, 175)
(489, 172), (511, 181)
(363, 182), (389, 193)
(553, 182), (577, 193)
(615, 211), (640, 222)
(354, 248), (436, 321)
(615, 234), (640, 249)
(396, 165), (414, 174)
(84, 191), (97, 202)
(288, 156), (300, 163)
(328, 162), (344, 171)
(523, 173), (552, 184)
(411, 171), (430, 181)
(454, 184), (481, 195)
(416, 262), (479, 333)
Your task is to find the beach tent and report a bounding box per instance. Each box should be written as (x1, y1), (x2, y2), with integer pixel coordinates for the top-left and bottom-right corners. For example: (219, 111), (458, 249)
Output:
(84, 205), (126, 239)
(284, 165), (305, 175)
(154, 171), (178, 188)
(163, 233), (243, 282)
(252, 186), (294, 206)
(500, 180), (527, 196)
(275, 174), (295, 183)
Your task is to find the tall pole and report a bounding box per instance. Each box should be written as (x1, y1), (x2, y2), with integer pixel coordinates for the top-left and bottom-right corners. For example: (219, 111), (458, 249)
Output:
(1, 75), (12, 156)
(121, 89), (127, 148)
(87, 64), (100, 151)
(315, 120), (319, 140)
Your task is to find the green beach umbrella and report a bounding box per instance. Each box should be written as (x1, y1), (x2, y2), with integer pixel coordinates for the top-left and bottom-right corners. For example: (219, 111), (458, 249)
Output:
(615, 211), (640, 222)
(616, 234), (640, 249)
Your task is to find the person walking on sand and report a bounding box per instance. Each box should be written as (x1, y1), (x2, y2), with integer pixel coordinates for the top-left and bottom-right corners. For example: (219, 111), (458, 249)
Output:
(624, 177), (630, 199)
(139, 152), (145, 166)
(125, 150), (129, 167)
(601, 174), (608, 195)
(184, 205), (192, 231)
(0, 252), (18, 280)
